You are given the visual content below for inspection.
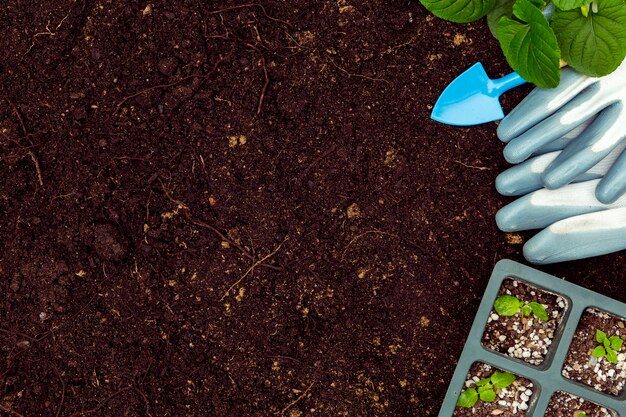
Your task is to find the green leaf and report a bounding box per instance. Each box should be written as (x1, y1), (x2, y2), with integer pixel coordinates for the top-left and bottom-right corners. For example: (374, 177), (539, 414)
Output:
(592, 345), (606, 358)
(487, 0), (516, 36)
(529, 302), (549, 321)
(604, 338), (611, 348)
(479, 388), (497, 402)
(610, 335), (623, 351)
(577, 413), (587, 417)
(551, 0), (626, 77)
(491, 371), (516, 388)
(456, 388), (478, 408)
(477, 383), (492, 393)
(494, 295), (521, 316)
(606, 347), (618, 364)
(552, 0), (589, 10)
(418, 0), (497, 23)
(596, 329), (608, 343)
(476, 377), (491, 387)
(520, 304), (531, 316)
(497, 0), (561, 87)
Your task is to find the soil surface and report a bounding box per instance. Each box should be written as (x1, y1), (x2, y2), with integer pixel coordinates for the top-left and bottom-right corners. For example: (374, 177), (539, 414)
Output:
(562, 308), (626, 396)
(482, 279), (566, 366)
(453, 362), (533, 416)
(545, 391), (614, 417)
(2, 1), (626, 416)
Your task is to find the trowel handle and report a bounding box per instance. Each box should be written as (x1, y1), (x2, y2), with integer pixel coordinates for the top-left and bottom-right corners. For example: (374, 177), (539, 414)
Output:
(491, 72), (528, 95)
(492, 60), (568, 95)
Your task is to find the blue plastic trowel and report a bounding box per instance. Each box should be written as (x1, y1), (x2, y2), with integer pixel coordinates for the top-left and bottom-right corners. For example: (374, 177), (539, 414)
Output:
(430, 62), (527, 126)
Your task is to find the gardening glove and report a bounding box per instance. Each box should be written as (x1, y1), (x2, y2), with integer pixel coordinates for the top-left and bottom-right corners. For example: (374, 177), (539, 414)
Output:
(496, 130), (626, 197)
(497, 60), (626, 204)
(496, 176), (626, 264)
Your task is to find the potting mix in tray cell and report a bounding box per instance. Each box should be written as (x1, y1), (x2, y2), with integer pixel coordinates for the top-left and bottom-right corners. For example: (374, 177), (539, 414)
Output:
(482, 279), (567, 366)
(562, 309), (626, 396)
(545, 391), (616, 417)
(453, 362), (534, 416)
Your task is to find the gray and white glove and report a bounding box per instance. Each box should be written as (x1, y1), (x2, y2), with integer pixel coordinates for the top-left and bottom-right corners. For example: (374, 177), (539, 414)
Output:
(496, 152), (626, 264)
(497, 61), (626, 204)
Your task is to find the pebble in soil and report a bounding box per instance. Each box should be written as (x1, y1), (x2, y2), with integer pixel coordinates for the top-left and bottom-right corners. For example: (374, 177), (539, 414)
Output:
(562, 308), (626, 396)
(482, 279), (567, 366)
(544, 391), (616, 417)
(453, 362), (534, 417)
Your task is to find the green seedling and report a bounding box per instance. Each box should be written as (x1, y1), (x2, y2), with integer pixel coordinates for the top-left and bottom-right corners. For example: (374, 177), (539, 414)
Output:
(576, 413), (587, 417)
(456, 371), (516, 408)
(419, 0), (626, 87)
(591, 329), (624, 364)
(493, 294), (549, 321)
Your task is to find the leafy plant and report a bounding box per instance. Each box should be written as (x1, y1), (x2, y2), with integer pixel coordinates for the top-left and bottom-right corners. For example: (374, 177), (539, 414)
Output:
(419, 0), (626, 87)
(493, 294), (549, 321)
(576, 412), (587, 417)
(457, 370), (517, 408)
(591, 329), (623, 364)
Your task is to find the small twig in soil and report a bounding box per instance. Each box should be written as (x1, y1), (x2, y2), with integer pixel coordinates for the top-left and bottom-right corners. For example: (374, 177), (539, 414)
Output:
(243, 42), (269, 115)
(330, 62), (390, 84)
(0, 327), (36, 342)
(114, 56), (224, 112)
(24, 11), (71, 56)
(159, 180), (283, 273)
(295, 144), (338, 185)
(28, 152), (43, 185)
(341, 230), (400, 261)
(52, 364), (66, 417)
(69, 386), (133, 417)
(221, 237), (288, 301)
(1, 132), (43, 187)
(145, 189), (153, 223)
(189, 214), (282, 272)
(454, 160), (493, 171)
(260, 355), (300, 363)
(199, 17), (268, 115)
(0, 403), (25, 417)
(383, 35), (419, 55)
(278, 381), (315, 416)
(114, 74), (198, 112)
(207, 3), (292, 27)
(133, 388), (153, 417)
(4, 98), (44, 186)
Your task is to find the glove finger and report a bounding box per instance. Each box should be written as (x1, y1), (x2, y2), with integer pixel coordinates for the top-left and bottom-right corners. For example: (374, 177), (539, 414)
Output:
(542, 103), (626, 189)
(523, 207), (626, 264)
(495, 179), (626, 231)
(497, 151), (558, 196)
(597, 148), (626, 204)
(502, 83), (611, 164)
(496, 140), (623, 196)
(532, 117), (594, 156)
(495, 150), (606, 196)
(497, 68), (597, 142)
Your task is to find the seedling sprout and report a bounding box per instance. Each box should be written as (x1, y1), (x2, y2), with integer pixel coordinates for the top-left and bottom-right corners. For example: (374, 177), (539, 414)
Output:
(591, 329), (624, 364)
(456, 370), (516, 408)
(493, 294), (549, 321)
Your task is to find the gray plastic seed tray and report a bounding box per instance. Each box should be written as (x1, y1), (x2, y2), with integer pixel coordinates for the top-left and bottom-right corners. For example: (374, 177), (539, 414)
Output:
(438, 259), (626, 416)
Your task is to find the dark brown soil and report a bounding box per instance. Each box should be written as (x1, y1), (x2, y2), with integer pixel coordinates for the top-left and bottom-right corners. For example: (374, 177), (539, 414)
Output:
(482, 278), (566, 366)
(562, 308), (626, 396)
(545, 391), (614, 417)
(2, 1), (626, 416)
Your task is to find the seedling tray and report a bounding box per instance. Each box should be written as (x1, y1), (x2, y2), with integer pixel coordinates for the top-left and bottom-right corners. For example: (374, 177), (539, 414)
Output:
(438, 259), (626, 416)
